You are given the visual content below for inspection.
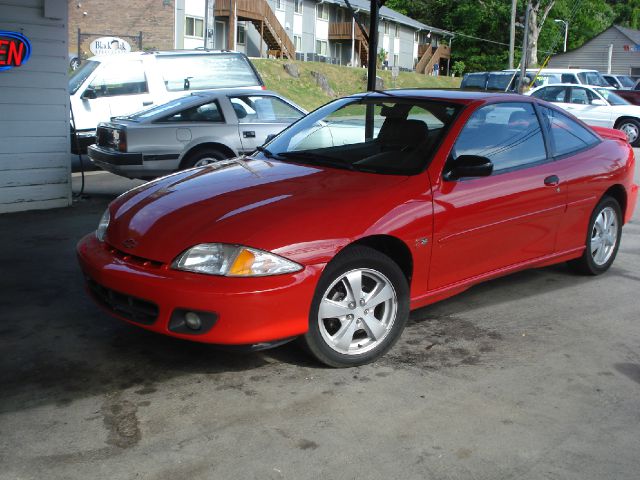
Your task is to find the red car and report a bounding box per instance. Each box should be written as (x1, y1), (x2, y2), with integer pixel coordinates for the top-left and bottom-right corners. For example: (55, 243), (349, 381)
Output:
(77, 90), (638, 367)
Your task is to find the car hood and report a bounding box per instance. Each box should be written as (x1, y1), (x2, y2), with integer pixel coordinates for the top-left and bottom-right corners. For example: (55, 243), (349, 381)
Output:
(106, 158), (413, 265)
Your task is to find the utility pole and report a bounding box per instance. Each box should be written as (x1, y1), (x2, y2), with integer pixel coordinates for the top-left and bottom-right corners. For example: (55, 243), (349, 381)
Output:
(508, 0), (517, 69)
(366, 0), (380, 91)
(518, 1), (531, 94)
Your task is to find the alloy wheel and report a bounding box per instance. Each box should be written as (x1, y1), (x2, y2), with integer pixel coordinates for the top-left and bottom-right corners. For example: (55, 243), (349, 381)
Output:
(317, 268), (398, 355)
(590, 206), (618, 266)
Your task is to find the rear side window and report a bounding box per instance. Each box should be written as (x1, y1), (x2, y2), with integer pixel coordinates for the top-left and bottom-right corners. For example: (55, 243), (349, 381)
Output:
(230, 96), (303, 123)
(453, 102), (547, 173)
(88, 60), (148, 97)
(530, 86), (567, 102)
(157, 54), (261, 91)
(159, 100), (224, 123)
(539, 106), (599, 157)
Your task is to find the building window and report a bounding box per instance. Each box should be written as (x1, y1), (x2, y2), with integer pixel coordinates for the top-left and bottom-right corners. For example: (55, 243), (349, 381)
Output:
(294, 0), (302, 14)
(337, 8), (345, 23)
(185, 16), (204, 38)
(414, 31), (419, 42)
(294, 35), (302, 51)
(316, 40), (328, 56)
(317, 3), (329, 20)
(393, 54), (399, 66)
(384, 22), (390, 35)
(237, 24), (246, 45)
(276, 0), (284, 11)
(395, 24), (399, 38)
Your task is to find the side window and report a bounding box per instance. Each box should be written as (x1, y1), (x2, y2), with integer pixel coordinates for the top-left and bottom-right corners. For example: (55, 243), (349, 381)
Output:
(88, 61), (148, 97)
(561, 73), (578, 83)
(452, 102), (547, 173)
(159, 101), (224, 123)
(230, 96), (303, 124)
(539, 106), (599, 157)
(531, 86), (567, 102)
(569, 87), (590, 105)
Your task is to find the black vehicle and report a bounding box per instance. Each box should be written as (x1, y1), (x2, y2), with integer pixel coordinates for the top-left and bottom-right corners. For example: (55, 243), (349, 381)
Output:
(460, 71), (536, 92)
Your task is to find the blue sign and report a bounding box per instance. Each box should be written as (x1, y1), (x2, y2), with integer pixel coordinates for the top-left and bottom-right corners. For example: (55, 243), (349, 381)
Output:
(0, 31), (32, 71)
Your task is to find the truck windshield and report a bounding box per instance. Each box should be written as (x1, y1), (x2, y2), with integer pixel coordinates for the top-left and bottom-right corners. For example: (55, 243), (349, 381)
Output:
(68, 60), (99, 94)
(577, 71), (610, 87)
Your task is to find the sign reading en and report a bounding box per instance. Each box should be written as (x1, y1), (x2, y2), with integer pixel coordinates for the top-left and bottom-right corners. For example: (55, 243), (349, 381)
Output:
(0, 31), (31, 71)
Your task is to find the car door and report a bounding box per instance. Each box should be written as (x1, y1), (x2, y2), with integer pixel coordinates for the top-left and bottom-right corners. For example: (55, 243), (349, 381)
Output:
(229, 95), (304, 153)
(564, 87), (613, 127)
(428, 101), (567, 290)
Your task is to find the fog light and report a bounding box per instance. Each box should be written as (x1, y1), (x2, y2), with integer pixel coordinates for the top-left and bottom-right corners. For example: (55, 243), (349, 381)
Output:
(184, 312), (202, 330)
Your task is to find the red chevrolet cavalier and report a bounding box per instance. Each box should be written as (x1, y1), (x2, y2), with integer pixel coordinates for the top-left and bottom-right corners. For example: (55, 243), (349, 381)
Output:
(77, 90), (638, 367)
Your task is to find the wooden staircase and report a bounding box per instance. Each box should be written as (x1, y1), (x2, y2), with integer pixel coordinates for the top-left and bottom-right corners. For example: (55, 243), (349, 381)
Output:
(328, 22), (369, 67)
(215, 0), (295, 59)
(416, 44), (450, 75)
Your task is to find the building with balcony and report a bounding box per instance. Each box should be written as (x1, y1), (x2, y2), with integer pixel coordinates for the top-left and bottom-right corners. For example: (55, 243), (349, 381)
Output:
(176, 0), (453, 74)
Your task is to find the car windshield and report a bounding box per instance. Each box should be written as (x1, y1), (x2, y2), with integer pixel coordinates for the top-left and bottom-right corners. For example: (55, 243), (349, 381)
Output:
(156, 54), (261, 91)
(618, 76), (636, 88)
(261, 97), (460, 175)
(595, 88), (630, 106)
(577, 71), (610, 87)
(68, 60), (99, 94)
(118, 95), (204, 121)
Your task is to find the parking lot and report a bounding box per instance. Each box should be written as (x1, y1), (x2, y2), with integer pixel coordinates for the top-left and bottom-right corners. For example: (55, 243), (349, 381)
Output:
(1, 159), (639, 480)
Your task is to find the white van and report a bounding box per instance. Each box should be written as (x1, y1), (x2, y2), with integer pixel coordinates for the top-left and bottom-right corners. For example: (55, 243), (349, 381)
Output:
(503, 68), (612, 88)
(69, 50), (265, 152)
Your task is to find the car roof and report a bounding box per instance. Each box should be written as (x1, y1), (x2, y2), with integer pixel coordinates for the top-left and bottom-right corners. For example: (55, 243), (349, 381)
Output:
(347, 89), (522, 104)
(87, 49), (247, 62)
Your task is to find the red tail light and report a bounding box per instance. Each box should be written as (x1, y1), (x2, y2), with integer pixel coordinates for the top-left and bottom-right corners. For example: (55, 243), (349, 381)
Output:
(261, 85), (267, 90)
(118, 129), (127, 152)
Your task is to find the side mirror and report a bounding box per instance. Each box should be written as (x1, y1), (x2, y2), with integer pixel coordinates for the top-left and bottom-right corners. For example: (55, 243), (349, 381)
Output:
(263, 133), (277, 145)
(591, 99), (607, 106)
(81, 87), (97, 100)
(444, 155), (493, 180)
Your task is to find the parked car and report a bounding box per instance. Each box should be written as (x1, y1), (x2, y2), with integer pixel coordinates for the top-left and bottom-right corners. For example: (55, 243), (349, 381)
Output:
(503, 68), (612, 88)
(614, 89), (640, 106)
(77, 89), (638, 367)
(602, 74), (636, 90)
(69, 50), (265, 153)
(460, 71), (537, 92)
(87, 89), (305, 179)
(527, 83), (640, 146)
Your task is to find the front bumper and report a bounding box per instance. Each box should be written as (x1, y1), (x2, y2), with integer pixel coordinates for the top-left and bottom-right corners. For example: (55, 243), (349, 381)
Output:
(77, 234), (323, 345)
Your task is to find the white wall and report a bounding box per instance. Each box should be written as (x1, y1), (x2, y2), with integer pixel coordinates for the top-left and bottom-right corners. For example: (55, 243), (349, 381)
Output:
(0, 0), (71, 213)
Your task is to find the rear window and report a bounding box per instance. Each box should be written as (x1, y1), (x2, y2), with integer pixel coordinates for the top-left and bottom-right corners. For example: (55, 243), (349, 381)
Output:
(461, 73), (488, 89)
(486, 74), (513, 91)
(577, 71), (610, 87)
(156, 54), (262, 91)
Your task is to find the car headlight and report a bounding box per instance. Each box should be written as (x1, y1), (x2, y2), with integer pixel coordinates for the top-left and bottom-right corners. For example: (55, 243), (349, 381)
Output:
(172, 243), (303, 277)
(96, 208), (110, 242)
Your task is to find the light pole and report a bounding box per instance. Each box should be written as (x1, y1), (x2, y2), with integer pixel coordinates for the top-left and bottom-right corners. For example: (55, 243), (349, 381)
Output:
(554, 19), (568, 52)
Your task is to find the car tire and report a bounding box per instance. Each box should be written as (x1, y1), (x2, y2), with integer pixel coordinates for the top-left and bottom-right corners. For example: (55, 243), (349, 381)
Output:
(181, 148), (228, 170)
(568, 196), (622, 275)
(301, 246), (409, 368)
(615, 118), (640, 147)
(70, 57), (80, 70)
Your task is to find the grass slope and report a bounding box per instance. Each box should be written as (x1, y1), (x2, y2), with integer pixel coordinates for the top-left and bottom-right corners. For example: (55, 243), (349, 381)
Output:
(252, 59), (461, 111)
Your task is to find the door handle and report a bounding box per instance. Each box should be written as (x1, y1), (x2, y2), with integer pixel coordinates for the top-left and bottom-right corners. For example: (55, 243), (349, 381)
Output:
(143, 101), (154, 106)
(544, 175), (560, 186)
(242, 131), (256, 138)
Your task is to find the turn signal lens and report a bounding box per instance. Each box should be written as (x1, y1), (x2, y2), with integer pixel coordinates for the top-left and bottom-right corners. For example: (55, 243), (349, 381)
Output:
(228, 249), (256, 276)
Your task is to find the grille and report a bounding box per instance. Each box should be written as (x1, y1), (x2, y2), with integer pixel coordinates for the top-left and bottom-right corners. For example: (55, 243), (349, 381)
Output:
(86, 277), (159, 325)
(105, 243), (164, 269)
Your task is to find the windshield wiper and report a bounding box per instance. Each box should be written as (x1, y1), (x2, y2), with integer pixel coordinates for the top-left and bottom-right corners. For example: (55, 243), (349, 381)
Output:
(255, 145), (282, 159)
(277, 151), (356, 171)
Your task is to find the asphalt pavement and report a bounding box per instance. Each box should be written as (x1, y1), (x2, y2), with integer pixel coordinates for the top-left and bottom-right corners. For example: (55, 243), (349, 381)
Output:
(0, 156), (639, 480)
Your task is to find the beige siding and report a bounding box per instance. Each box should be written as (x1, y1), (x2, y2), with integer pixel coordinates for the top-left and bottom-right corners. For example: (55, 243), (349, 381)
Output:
(548, 27), (640, 75)
(0, 0), (71, 214)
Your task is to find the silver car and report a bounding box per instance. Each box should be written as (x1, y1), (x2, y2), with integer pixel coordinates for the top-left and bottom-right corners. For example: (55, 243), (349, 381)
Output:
(87, 89), (306, 179)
